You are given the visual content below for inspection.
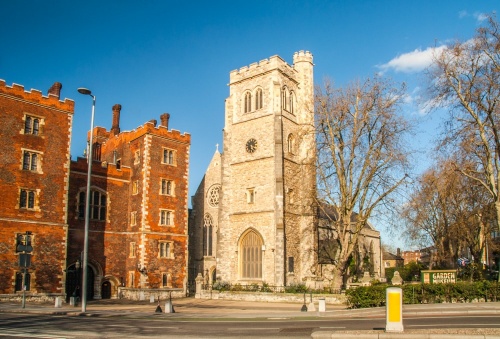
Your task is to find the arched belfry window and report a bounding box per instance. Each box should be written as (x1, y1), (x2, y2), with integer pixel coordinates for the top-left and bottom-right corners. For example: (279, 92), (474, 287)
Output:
(282, 87), (288, 111)
(255, 88), (263, 110)
(244, 91), (252, 113)
(203, 213), (214, 256)
(287, 133), (295, 154)
(239, 230), (263, 279)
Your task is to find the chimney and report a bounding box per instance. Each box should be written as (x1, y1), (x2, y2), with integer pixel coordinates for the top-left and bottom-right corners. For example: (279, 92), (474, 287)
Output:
(48, 82), (62, 99)
(149, 119), (157, 127)
(397, 248), (401, 257)
(160, 113), (170, 129)
(111, 104), (121, 135)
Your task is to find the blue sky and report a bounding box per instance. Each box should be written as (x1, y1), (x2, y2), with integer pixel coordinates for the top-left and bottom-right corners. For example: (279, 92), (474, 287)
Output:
(2, 1), (497, 247)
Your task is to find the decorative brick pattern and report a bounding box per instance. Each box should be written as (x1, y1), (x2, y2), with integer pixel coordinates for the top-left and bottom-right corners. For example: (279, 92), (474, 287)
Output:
(67, 107), (190, 299)
(0, 80), (74, 295)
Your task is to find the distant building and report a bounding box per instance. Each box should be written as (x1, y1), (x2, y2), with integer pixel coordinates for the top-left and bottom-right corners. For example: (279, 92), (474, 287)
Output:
(383, 249), (405, 268)
(0, 80), (74, 296)
(66, 106), (190, 299)
(401, 249), (422, 265)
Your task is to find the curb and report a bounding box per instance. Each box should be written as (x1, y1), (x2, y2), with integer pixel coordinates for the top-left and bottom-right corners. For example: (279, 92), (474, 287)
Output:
(311, 331), (500, 339)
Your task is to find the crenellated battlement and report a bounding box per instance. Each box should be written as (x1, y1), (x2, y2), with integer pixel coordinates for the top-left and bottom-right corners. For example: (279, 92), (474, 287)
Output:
(229, 54), (293, 83)
(229, 51), (313, 84)
(293, 50), (313, 64)
(0, 79), (74, 112)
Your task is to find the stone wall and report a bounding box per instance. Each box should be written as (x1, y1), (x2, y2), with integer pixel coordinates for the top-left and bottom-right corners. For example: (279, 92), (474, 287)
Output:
(118, 287), (184, 301)
(197, 290), (346, 305)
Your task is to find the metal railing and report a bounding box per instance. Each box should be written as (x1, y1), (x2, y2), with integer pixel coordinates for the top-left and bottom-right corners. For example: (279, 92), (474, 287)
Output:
(202, 282), (342, 294)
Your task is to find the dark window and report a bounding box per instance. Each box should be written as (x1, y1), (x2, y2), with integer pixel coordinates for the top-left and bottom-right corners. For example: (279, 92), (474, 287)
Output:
(33, 119), (39, 135)
(78, 192), (85, 219)
(255, 88), (263, 110)
(163, 149), (175, 165)
(20, 189), (35, 209)
(203, 214), (214, 256)
(24, 116), (40, 135)
(22, 151), (38, 171)
(15, 272), (30, 291)
(244, 92), (252, 113)
(288, 257), (294, 273)
(78, 190), (106, 221)
(24, 116), (31, 134)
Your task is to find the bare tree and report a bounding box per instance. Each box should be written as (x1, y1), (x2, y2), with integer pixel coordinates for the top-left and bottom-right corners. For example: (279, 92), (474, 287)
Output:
(401, 159), (494, 269)
(315, 76), (412, 288)
(427, 15), (500, 229)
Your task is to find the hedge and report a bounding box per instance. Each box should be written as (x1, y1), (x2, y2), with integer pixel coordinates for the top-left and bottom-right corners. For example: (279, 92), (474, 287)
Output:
(345, 281), (500, 308)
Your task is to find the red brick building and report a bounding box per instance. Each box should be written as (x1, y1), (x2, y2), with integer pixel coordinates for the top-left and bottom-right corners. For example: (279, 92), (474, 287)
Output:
(401, 250), (422, 265)
(66, 105), (191, 299)
(0, 80), (74, 298)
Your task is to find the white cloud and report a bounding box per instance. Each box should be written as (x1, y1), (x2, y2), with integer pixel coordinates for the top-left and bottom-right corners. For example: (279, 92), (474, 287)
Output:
(458, 10), (489, 22)
(474, 12), (489, 22)
(378, 46), (447, 74)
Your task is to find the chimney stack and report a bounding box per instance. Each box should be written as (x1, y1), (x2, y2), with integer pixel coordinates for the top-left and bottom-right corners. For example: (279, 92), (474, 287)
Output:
(48, 82), (62, 99)
(111, 104), (121, 135)
(160, 113), (170, 129)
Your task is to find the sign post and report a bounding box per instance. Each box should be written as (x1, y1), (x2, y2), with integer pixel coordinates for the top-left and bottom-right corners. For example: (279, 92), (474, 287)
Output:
(17, 231), (32, 309)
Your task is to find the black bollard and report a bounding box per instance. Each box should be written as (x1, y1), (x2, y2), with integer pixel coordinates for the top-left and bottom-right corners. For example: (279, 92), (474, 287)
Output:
(301, 291), (307, 312)
(155, 296), (162, 313)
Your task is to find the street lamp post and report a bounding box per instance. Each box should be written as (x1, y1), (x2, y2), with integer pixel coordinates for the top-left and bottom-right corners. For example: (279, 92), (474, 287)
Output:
(77, 87), (95, 313)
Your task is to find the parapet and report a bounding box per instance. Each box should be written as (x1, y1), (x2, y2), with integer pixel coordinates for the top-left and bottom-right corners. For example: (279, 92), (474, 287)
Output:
(0, 79), (74, 112)
(229, 51), (313, 84)
(229, 54), (292, 84)
(293, 50), (313, 64)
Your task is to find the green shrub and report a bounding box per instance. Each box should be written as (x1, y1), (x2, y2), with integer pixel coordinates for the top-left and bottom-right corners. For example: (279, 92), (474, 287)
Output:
(347, 281), (500, 308)
(345, 285), (387, 309)
(212, 280), (231, 291)
(261, 282), (272, 292)
(284, 283), (308, 293)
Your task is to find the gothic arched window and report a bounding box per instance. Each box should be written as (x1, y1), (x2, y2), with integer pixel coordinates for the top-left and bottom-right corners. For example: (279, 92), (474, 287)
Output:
(203, 214), (214, 256)
(282, 87), (288, 111)
(240, 230), (263, 279)
(244, 92), (252, 113)
(255, 88), (263, 110)
(287, 134), (295, 154)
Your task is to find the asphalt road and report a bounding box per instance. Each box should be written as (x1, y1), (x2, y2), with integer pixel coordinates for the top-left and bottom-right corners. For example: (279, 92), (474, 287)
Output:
(1, 312), (500, 338)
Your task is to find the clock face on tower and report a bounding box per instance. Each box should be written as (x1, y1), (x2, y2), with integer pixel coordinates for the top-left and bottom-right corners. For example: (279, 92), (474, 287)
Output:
(246, 138), (258, 153)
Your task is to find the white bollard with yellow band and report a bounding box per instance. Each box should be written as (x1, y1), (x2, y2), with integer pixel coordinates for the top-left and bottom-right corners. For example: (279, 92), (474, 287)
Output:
(386, 287), (404, 332)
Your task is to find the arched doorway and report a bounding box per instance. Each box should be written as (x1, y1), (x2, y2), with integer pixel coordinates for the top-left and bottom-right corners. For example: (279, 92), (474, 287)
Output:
(101, 281), (111, 299)
(65, 263), (95, 301)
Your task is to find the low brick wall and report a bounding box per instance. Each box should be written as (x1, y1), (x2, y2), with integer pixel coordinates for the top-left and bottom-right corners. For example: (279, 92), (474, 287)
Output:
(118, 287), (184, 301)
(197, 290), (346, 305)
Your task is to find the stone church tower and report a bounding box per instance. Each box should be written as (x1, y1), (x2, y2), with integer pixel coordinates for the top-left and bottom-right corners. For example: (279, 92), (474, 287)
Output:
(190, 51), (318, 287)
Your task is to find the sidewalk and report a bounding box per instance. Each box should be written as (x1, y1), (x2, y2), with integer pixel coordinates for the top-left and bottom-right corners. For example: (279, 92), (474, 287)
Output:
(2, 298), (500, 338)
